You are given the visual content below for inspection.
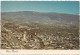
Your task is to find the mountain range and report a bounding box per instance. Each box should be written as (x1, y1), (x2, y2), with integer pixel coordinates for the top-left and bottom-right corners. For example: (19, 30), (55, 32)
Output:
(1, 11), (79, 25)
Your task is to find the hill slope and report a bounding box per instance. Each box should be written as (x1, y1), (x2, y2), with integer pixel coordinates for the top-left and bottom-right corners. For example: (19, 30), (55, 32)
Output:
(1, 11), (79, 25)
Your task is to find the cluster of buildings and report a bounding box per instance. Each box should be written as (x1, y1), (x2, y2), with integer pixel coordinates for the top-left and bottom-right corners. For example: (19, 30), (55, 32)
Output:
(1, 22), (79, 49)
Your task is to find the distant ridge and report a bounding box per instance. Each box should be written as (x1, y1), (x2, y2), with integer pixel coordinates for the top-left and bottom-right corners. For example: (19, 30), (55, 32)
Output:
(1, 11), (79, 15)
(1, 11), (79, 25)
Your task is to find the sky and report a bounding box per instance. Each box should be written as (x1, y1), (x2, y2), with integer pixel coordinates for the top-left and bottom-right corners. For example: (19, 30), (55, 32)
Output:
(1, 1), (79, 14)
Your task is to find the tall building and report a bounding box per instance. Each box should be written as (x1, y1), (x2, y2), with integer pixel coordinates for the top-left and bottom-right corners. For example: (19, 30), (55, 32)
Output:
(23, 31), (26, 41)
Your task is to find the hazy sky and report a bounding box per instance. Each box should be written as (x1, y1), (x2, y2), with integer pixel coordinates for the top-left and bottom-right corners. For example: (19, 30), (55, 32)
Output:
(1, 1), (79, 14)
